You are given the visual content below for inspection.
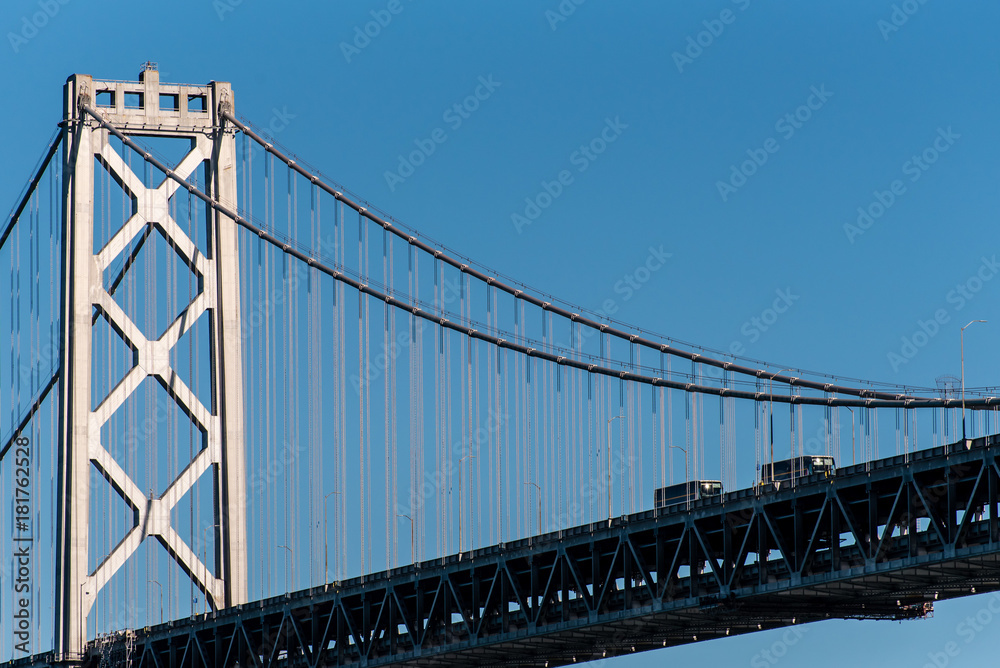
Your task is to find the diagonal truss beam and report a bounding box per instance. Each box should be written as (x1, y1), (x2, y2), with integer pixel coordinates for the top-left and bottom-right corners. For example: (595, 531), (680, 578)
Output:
(80, 135), (223, 611)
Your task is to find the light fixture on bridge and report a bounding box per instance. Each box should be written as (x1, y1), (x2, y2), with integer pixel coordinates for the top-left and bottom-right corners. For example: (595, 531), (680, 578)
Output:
(961, 319), (987, 441)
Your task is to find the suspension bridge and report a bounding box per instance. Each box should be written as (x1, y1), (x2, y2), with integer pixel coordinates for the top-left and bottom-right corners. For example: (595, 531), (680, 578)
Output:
(3, 66), (1000, 667)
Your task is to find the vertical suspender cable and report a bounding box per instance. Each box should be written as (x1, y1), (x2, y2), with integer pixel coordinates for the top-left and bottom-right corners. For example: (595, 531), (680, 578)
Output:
(685, 389), (691, 485)
(498, 345), (504, 543)
(434, 262), (442, 557)
(587, 370), (593, 523)
(755, 382), (761, 485)
(487, 286), (494, 544)
(407, 244), (416, 564)
(383, 230), (390, 569)
(415, 250), (423, 562)
(541, 313), (548, 525)
(390, 236), (398, 566)
(619, 379), (625, 514)
(514, 300), (521, 537)
(557, 364), (562, 526)
(446, 298), (453, 552)
(474, 332), (481, 547)
(528, 355), (535, 533)
(266, 152), (274, 594)
(797, 402), (804, 466)
(699, 365), (705, 481)
(446, 304), (454, 552)
(659, 353), (665, 489)
(359, 213), (369, 573)
(635, 347), (641, 513)
(721, 372), (729, 488)
(290, 167), (298, 589)
(332, 200), (342, 578)
(466, 278), (474, 548)
(503, 345), (510, 535)
(874, 408), (879, 461)
(668, 357), (674, 485)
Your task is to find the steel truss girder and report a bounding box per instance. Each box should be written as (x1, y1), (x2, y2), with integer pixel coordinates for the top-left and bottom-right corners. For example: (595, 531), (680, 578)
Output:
(9, 435), (995, 668)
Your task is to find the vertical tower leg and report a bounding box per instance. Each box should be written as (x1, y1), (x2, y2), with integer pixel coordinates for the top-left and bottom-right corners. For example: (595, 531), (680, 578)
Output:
(54, 72), (95, 666)
(211, 81), (249, 608)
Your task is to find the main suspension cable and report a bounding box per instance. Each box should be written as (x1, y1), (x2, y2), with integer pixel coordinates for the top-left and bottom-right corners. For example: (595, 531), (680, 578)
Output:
(80, 106), (1000, 412)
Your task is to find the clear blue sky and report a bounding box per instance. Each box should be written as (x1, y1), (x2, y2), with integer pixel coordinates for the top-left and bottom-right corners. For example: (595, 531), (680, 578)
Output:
(2, 0), (1000, 665)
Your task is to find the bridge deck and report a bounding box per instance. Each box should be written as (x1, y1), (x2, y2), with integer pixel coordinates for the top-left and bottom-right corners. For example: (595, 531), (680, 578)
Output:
(12, 436), (1000, 667)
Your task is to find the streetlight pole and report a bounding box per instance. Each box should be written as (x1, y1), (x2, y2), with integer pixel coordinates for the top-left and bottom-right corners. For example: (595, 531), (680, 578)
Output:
(202, 523), (219, 614)
(80, 583), (87, 648)
(278, 544), (294, 593)
(458, 454), (476, 553)
(397, 514), (414, 564)
(323, 490), (341, 583)
(147, 579), (163, 624)
(668, 445), (688, 482)
(607, 415), (625, 521)
(767, 368), (794, 483)
(962, 320), (987, 441)
(524, 481), (542, 534)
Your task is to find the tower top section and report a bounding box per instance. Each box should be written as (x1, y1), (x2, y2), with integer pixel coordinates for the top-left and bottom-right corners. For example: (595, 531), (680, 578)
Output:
(63, 71), (233, 137)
